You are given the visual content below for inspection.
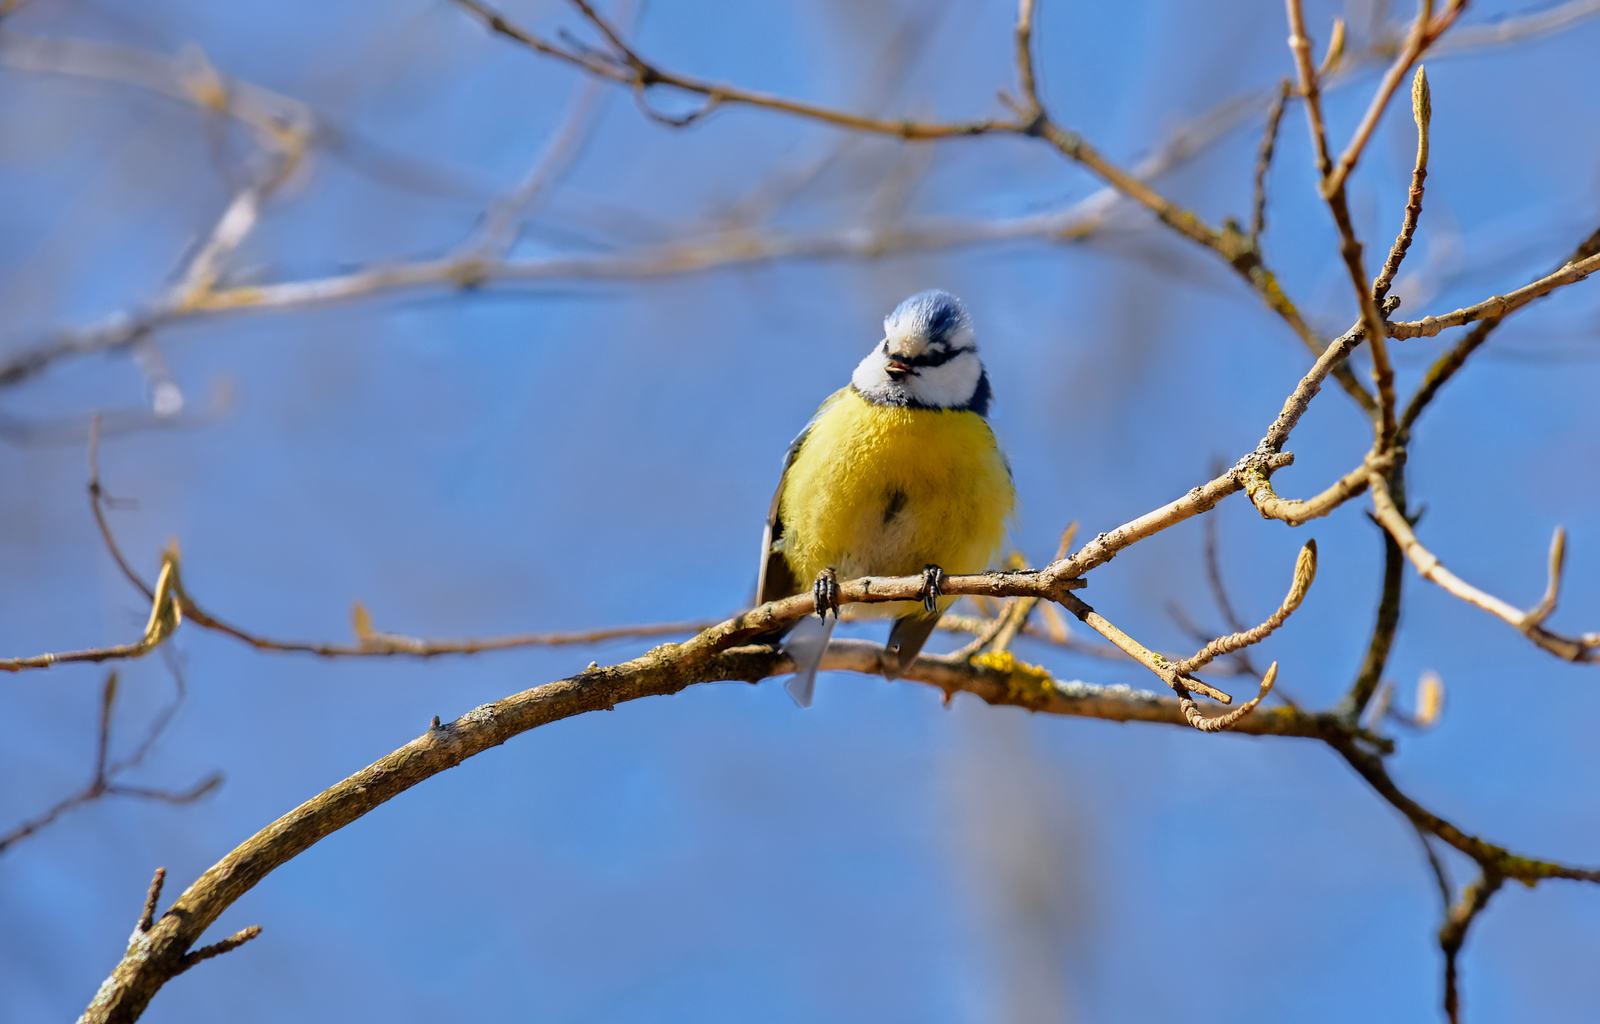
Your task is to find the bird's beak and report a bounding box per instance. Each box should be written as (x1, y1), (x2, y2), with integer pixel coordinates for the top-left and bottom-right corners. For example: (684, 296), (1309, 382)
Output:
(885, 358), (911, 378)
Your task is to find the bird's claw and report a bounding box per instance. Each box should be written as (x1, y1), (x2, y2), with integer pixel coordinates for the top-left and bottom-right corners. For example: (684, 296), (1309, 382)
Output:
(919, 564), (945, 613)
(813, 568), (840, 619)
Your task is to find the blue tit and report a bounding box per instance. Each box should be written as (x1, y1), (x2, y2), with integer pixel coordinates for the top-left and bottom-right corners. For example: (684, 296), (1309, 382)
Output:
(756, 289), (1015, 706)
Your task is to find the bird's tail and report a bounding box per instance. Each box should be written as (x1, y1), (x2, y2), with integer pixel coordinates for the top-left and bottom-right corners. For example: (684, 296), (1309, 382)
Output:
(884, 612), (941, 680)
(782, 613), (837, 708)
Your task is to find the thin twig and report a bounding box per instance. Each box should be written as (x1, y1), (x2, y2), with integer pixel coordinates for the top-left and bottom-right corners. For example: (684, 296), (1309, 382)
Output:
(1330, 735), (1600, 882)
(1324, 1), (1464, 198)
(1338, 503), (1408, 719)
(1257, 297), (1401, 455)
(0, 555), (182, 671)
(177, 927), (262, 973)
(1057, 592), (1237, 708)
(1400, 225), (1600, 435)
(1173, 541), (1316, 674)
(1178, 662), (1277, 732)
(1371, 65), (1431, 301)
(138, 868), (166, 934)
(448, 0), (1382, 412)
(0, 669), (220, 856)
(1440, 871), (1503, 1024)
(1370, 474), (1597, 662)
(1249, 79), (1291, 248)
(1013, 0), (1041, 115)
(1389, 248), (1600, 339)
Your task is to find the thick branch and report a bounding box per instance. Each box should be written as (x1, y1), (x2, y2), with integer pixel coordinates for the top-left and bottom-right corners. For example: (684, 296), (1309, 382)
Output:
(79, 629), (1352, 1022)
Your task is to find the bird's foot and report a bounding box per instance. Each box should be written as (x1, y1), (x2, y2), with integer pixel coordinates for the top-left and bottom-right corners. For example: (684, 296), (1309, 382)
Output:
(918, 564), (946, 613)
(813, 568), (840, 619)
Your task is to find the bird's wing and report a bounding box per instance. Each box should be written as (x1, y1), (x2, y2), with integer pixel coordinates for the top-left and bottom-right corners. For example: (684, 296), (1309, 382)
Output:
(755, 425), (806, 606)
(756, 389), (844, 605)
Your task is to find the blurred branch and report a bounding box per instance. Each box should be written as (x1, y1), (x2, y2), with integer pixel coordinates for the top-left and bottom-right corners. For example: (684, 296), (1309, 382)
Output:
(1431, 0), (1600, 54)
(1322, 3), (1463, 199)
(0, 669), (220, 856)
(1248, 78), (1291, 250)
(461, 0), (638, 259)
(0, 32), (308, 147)
(451, 0), (1382, 412)
(1329, 734), (1598, 883)
(1285, 0), (1445, 449)
(449, 0), (1018, 137)
(1439, 870), (1503, 1024)
(0, 34), (312, 394)
(0, 84), (1254, 390)
(1337, 505), (1408, 719)
(0, 554), (182, 672)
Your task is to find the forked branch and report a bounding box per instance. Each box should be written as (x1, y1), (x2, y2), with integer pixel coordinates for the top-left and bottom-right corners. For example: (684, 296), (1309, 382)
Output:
(1369, 476), (1597, 662)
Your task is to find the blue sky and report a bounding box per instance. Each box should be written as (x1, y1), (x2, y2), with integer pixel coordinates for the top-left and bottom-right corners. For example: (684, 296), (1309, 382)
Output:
(3, 1), (1599, 1021)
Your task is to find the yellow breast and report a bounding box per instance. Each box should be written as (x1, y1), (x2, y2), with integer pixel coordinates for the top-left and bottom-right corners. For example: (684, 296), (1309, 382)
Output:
(778, 387), (1014, 618)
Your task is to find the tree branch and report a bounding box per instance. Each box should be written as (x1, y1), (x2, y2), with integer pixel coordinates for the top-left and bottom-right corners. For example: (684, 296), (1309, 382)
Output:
(1369, 474), (1598, 663)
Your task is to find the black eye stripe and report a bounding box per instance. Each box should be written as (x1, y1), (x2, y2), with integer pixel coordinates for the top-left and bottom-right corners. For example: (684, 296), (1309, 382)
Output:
(904, 345), (971, 368)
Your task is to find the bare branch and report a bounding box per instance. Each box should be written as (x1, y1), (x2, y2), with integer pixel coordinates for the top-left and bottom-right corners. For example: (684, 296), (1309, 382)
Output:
(1388, 248), (1600, 339)
(1440, 871), (1503, 1024)
(443, 0), (1384, 412)
(0, 667), (219, 856)
(1432, 0), (1600, 53)
(1524, 527), (1567, 627)
(1323, 1), (1464, 197)
(1179, 662), (1278, 732)
(447, 0), (1019, 139)
(1370, 475), (1598, 662)
(1257, 297), (1401, 455)
(137, 869), (166, 935)
(1057, 592), (1236, 706)
(1249, 79), (1292, 248)
(177, 926), (262, 974)
(0, 554), (182, 672)
(1401, 225), (1600, 434)
(1013, 0), (1042, 116)
(1330, 735), (1600, 882)
(76, 622), (1372, 1022)
(1285, 0), (1411, 446)
(1372, 65), (1431, 301)
(1174, 541), (1317, 674)
(1285, 0), (1336, 180)
(1338, 510), (1407, 718)
(1244, 451), (1393, 526)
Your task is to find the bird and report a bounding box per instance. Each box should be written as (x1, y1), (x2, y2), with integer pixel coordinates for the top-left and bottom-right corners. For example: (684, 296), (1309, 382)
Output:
(756, 289), (1015, 706)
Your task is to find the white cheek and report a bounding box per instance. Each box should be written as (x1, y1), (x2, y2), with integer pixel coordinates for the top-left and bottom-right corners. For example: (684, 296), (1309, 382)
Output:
(907, 354), (981, 407)
(851, 351), (890, 394)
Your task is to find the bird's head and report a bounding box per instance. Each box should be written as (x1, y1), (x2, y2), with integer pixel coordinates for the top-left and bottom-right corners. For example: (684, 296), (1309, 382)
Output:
(851, 290), (990, 413)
